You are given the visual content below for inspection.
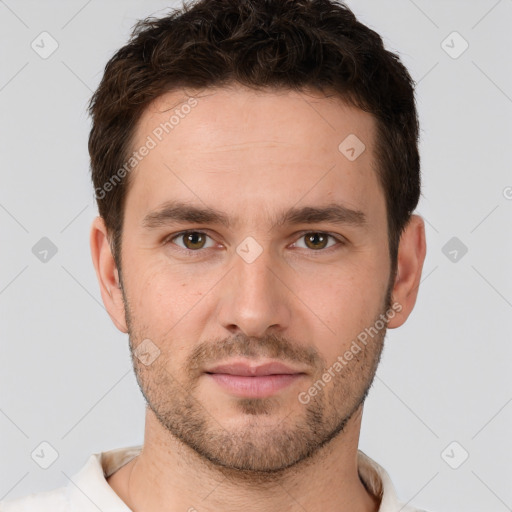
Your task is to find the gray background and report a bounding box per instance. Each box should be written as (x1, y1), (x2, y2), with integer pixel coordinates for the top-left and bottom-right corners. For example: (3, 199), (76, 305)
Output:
(1, 1), (511, 510)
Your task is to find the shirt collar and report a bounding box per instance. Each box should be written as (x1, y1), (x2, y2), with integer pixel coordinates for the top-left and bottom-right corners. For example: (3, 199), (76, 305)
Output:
(65, 445), (142, 512)
(65, 445), (405, 512)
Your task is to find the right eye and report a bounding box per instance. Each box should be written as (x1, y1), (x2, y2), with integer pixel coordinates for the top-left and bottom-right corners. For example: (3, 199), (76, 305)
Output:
(165, 230), (217, 252)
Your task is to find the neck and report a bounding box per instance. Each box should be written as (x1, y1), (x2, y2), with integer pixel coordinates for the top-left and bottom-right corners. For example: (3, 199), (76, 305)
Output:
(108, 406), (380, 512)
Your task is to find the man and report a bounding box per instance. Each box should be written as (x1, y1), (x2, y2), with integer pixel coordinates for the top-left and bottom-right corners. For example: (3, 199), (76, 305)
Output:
(2, 0), (428, 510)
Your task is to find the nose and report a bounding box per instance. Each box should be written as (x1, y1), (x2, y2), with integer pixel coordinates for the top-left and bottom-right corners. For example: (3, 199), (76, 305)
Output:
(216, 243), (292, 338)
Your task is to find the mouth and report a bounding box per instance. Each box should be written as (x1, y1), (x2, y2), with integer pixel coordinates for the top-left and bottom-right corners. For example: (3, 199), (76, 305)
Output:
(204, 360), (307, 398)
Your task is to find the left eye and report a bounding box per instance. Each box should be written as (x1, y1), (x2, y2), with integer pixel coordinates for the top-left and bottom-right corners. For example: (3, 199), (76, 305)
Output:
(292, 232), (340, 250)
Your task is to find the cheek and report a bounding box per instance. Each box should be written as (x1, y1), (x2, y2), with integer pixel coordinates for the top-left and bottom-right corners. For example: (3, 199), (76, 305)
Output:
(296, 256), (382, 311)
(126, 253), (198, 312)
(126, 261), (214, 348)
(294, 259), (388, 357)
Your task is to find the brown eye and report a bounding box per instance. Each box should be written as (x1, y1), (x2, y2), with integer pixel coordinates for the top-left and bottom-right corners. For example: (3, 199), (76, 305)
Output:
(304, 232), (329, 250)
(170, 231), (215, 251)
(292, 232), (342, 252)
(183, 232), (206, 249)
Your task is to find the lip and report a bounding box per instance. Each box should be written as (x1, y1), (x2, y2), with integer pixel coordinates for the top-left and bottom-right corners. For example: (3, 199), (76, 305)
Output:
(205, 360), (305, 377)
(204, 360), (307, 398)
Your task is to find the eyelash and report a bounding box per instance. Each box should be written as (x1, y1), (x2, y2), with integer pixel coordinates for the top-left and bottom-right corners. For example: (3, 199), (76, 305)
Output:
(163, 230), (346, 255)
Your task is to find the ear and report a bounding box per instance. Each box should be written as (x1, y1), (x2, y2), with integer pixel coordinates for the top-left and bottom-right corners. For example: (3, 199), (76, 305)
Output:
(387, 214), (426, 329)
(89, 216), (128, 333)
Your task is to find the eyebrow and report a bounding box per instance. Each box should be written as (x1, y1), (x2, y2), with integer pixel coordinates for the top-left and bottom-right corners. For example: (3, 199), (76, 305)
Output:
(141, 200), (367, 230)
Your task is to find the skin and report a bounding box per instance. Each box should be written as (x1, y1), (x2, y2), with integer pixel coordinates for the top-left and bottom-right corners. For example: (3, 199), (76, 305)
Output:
(90, 84), (426, 512)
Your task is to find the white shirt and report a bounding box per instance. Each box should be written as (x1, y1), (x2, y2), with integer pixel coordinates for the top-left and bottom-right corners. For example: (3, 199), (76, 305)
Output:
(0, 445), (428, 511)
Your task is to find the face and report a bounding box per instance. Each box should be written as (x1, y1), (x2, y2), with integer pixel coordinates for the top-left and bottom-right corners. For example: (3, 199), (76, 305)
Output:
(109, 85), (397, 473)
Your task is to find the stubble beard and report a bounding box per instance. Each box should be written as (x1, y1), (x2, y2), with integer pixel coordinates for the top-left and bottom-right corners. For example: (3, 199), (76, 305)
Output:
(122, 276), (392, 478)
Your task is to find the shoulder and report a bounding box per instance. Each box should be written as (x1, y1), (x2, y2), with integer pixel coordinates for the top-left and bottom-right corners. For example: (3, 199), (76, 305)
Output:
(0, 486), (68, 512)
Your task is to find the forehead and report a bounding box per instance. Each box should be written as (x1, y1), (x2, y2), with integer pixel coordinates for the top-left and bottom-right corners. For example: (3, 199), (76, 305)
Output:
(125, 85), (383, 223)
(136, 85), (374, 152)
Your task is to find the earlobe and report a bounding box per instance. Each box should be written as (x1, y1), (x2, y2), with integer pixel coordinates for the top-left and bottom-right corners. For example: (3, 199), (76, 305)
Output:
(89, 216), (128, 333)
(387, 214), (426, 329)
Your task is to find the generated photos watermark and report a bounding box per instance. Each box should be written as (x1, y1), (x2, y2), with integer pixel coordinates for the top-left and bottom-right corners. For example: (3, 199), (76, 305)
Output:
(298, 301), (402, 404)
(95, 96), (198, 200)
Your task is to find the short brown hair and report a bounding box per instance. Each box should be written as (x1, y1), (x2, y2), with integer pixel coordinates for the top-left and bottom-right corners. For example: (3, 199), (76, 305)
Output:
(88, 0), (420, 275)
